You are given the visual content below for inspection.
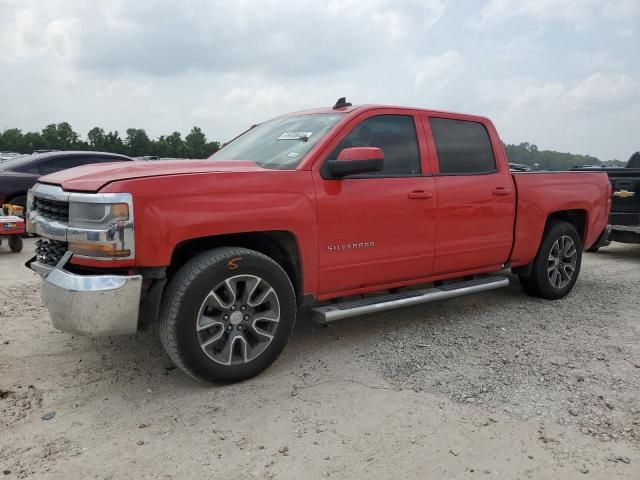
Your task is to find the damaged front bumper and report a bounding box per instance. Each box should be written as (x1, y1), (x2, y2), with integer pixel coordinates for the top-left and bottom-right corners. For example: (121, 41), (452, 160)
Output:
(28, 256), (142, 336)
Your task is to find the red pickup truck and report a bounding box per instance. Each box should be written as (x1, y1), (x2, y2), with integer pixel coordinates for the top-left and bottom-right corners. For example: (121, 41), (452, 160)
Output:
(26, 100), (611, 383)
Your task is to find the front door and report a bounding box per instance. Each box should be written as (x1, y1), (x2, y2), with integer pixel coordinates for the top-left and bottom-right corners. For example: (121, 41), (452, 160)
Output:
(313, 111), (437, 295)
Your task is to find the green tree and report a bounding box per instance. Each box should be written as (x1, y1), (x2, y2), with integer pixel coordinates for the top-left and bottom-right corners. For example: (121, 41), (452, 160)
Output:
(41, 122), (80, 150)
(103, 131), (126, 154)
(185, 126), (207, 158)
(22, 131), (46, 152)
(152, 135), (170, 157)
(87, 127), (106, 150)
(205, 141), (221, 157)
(125, 128), (152, 157)
(0, 128), (25, 152)
(166, 131), (185, 158)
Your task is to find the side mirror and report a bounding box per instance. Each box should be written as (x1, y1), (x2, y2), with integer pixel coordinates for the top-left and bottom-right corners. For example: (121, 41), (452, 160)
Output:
(327, 147), (384, 178)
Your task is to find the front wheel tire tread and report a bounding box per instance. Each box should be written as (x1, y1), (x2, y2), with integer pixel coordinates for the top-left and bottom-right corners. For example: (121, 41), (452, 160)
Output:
(158, 247), (296, 383)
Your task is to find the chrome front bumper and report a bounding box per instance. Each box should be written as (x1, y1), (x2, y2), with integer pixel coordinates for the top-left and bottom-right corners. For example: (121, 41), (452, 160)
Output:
(32, 260), (142, 336)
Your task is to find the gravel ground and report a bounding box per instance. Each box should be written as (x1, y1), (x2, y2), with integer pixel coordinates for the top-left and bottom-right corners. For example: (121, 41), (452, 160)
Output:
(368, 248), (640, 444)
(1, 239), (639, 479)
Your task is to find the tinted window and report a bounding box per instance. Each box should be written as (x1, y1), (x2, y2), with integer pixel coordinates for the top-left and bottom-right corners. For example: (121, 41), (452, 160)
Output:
(39, 157), (91, 175)
(38, 156), (126, 175)
(430, 118), (496, 174)
(13, 161), (40, 174)
(328, 115), (421, 176)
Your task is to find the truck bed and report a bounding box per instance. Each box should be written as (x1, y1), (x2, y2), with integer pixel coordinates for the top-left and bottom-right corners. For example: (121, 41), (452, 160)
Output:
(509, 171), (611, 266)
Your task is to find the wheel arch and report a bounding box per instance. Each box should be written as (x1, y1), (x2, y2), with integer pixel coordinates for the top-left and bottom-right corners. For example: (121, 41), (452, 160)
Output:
(545, 209), (587, 242)
(512, 209), (586, 277)
(169, 230), (304, 304)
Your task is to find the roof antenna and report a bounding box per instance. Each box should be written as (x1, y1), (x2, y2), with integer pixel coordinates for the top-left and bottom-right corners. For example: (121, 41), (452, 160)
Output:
(333, 97), (352, 109)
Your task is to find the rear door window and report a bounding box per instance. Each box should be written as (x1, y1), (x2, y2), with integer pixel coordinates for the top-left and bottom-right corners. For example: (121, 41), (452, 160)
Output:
(430, 118), (496, 174)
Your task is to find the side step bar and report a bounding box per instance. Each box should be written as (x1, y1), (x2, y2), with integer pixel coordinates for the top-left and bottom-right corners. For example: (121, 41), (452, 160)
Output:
(310, 276), (510, 324)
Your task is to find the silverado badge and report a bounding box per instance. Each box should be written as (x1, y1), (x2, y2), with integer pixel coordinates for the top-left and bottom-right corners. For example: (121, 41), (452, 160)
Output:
(327, 242), (375, 252)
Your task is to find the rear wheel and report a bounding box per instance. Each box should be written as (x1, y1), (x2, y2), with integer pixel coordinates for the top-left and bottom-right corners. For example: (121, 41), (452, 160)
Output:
(519, 221), (582, 300)
(159, 247), (297, 383)
(8, 236), (23, 253)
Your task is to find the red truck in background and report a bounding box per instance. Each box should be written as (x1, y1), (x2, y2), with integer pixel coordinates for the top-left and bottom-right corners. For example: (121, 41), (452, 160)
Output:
(26, 99), (611, 383)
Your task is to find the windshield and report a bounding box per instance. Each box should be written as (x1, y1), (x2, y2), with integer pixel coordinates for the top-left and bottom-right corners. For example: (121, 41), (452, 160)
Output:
(209, 113), (345, 169)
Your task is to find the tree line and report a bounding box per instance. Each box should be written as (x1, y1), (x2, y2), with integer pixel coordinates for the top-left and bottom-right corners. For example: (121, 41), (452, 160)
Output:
(503, 142), (625, 170)
(0, 123), (220, 159)
(0, 123), (625, 169)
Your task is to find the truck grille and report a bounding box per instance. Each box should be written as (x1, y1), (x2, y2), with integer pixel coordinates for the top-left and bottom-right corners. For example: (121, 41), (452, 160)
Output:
(33, 197), (69, 222)
(35, 238), (68, 266)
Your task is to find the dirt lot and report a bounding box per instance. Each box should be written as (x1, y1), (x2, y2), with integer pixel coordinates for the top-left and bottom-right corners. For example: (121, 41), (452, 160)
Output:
(1, 239), (639, 479)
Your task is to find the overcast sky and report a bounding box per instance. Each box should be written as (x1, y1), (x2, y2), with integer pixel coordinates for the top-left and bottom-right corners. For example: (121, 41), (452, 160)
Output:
(1, 0), (638, 160)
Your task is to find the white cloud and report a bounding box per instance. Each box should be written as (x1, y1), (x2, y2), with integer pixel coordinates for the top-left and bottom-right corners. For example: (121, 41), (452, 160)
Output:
(566, 72), (636, 107)
(477, 70), (636, 114)
(511, 82), (566, 109)
(411, 50), (463, 88)
(0, 0), (638, 161)
(480, 72), (640, 160)
(477, 0), (639, 25)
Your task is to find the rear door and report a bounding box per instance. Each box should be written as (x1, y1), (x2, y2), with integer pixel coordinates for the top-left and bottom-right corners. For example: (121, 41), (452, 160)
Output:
(423, 115), (515, 275)
(312, 109), (437, 295)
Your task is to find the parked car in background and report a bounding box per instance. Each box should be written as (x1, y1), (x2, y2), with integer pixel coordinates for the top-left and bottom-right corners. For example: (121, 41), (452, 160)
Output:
(0, 152), (23, 163)
(508, 162), (532, 172)
(0, 151), (133, 214)
(573, 152), (640, 249)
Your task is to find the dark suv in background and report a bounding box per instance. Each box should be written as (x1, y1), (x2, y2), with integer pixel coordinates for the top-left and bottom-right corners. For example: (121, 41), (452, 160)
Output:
(0, 151), (133, 213)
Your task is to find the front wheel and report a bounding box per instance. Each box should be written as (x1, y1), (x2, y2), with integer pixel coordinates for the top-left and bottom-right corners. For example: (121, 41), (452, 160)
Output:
(519, 221), (582, 300)
(159, 247), (297, 383)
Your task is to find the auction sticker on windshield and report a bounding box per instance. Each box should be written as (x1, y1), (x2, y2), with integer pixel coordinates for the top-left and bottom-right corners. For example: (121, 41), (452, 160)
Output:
(278, 131), (313, 140)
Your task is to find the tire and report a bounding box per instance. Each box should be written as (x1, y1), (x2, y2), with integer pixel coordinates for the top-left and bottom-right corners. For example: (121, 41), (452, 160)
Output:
(8, 235), (23, 253)
(519, 221), (582, 300)
(158, 247), (297, 383)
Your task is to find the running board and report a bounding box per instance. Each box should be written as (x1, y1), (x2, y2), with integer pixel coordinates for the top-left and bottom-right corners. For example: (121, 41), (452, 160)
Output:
(310, 276), (510, 324)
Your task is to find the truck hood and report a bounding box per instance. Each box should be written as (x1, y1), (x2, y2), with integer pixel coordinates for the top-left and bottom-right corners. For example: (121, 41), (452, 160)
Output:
(39, 160), (264, 191)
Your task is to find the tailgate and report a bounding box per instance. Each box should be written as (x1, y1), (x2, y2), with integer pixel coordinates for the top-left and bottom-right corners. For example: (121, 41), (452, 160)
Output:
(609, 170), (640, 213)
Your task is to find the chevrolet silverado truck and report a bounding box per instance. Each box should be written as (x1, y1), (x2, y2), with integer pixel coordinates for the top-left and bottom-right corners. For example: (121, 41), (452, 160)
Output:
(573, 152), (640, 248)
(26, 100), (611, 383)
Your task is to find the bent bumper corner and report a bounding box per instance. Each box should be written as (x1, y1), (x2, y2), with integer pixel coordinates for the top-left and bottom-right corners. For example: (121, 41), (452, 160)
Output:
(37, 262), (142, 336)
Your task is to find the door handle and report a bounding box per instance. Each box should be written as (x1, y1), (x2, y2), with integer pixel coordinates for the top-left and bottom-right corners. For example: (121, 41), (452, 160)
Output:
(492, 187), (511, 196)
(408, 191), (433, 200)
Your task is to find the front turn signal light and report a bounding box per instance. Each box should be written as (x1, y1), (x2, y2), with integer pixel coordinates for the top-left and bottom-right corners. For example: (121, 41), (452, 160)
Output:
(69, 242), (131, 258)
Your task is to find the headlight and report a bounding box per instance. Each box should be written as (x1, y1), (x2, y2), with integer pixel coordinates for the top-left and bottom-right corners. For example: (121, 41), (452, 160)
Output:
(66, 193), (135, 259)
(69, 202), (129, 229)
